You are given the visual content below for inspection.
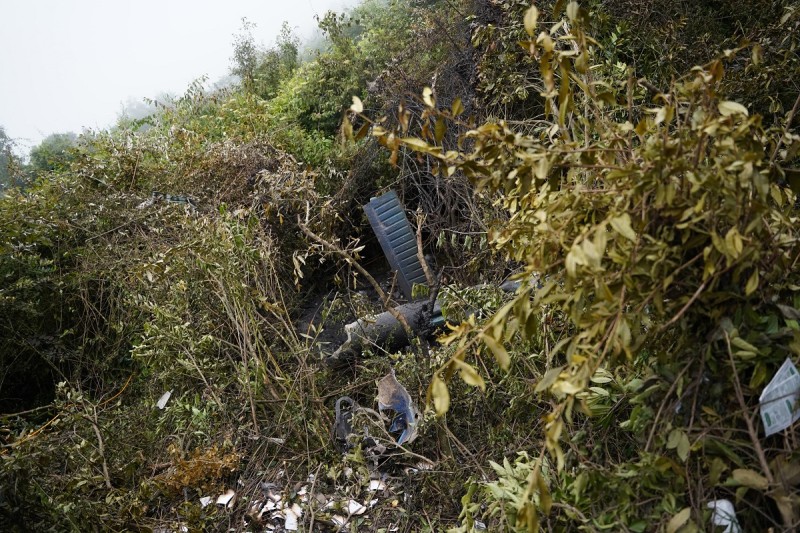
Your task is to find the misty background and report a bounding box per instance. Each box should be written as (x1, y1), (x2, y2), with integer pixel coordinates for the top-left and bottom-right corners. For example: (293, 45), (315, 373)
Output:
(0, 0), (359, 155)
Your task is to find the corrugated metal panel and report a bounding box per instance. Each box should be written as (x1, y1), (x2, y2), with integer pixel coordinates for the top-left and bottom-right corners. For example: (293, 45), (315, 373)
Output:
(363, 191), (428, 300)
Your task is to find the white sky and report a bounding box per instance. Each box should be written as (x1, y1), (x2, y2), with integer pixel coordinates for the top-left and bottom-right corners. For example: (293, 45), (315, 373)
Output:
(0, 0), (359, 153)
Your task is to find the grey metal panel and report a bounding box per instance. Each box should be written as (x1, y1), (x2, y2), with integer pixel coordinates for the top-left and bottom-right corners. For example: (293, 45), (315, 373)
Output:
(363, 190), (429, 300)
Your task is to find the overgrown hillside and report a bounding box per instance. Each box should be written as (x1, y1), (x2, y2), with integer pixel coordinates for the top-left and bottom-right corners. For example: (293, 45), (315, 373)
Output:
(2, 0), (800, 531)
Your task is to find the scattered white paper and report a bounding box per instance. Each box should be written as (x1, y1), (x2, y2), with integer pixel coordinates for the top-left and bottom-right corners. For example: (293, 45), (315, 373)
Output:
(368, 479), (387, 492)
(284, 503), (302, 531)
(156, 390), (172, 410)
(708, 499), (741, 533)
(759, 357), (800, 436)
(331, 515), (348, 527)
(199, 496), (212, 508)
(348, 499), (367, 515)
(216, 489), (236, 508)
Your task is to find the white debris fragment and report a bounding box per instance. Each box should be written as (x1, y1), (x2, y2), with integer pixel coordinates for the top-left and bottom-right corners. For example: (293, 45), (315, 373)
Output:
(199, 496), (212, 508)
(156, 390), (172, 410)
(297, 485), (308, 502)
(216, 489), (236, 508)
(264, 500), (278, 511)
(331, 515), (348, 527)
(708, 499), (741, 533)
(348, 499), (367, 515)
(759, 357), (800, 436)
(369, 498), (378, 508)
(283, 503), (303, 531)
(368, 479), (387, 492)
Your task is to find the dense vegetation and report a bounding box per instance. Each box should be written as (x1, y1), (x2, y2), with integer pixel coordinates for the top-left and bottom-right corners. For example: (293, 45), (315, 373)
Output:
(2, 0), (799, 531)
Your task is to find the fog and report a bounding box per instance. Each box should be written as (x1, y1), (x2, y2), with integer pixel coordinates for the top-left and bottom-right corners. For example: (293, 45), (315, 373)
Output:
(0, 0), (360, 154)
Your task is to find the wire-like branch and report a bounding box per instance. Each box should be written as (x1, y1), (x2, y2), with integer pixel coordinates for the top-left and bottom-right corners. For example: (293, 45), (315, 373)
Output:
(298, 220), (414, 339)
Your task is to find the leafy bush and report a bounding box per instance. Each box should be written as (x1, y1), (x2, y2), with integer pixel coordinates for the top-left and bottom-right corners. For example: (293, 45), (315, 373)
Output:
(382, 1), (800, 530)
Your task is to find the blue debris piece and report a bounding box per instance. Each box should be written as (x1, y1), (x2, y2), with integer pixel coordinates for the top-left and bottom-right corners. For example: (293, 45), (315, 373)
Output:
(376, 369), (419, 445)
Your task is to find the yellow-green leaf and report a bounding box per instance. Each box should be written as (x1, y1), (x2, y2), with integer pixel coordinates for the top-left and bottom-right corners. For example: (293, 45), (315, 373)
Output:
(431, 375), (450, 415)
(566, 1), (579, 21)
(731, 337), (759, 353)
(719, 100), (749, 117)
(610, 213), (636, 241)
(435, 117), (446, 144)
(452, 359), (486, 391)
(423, 87), (435, 108)
(731, 468), (769, 490)
(451, 97), (464, 117)
(666, 507), (691, 533)
(535, 366), (565, 393)
(745, 270), (759, 296)
(523, 6), (539, 37)
(482, 333), (510, 370)
(341, 115), (353, 140)
(551, 378), (583, 396)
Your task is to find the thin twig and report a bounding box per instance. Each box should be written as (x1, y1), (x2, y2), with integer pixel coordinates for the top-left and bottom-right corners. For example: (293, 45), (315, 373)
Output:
(770, 92), (800, 166)
(85, 405), (113, 490)
(645, 360), (693, 453)
(298, 220), (414, 338)
(659, 280), (708, 332)
(724, 331), (774, 485)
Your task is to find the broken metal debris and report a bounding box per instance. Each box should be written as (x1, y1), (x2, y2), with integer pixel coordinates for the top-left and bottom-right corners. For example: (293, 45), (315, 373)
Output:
(327, 299), (443, 364)
(156, 390), (172, 410)
(332, 370), (420, 450)
(136, 191), (197, 210)
(333, 396), (355, 451)
(363, 190), (430, 300)
(377, 369), (419, 445)
(707, 499), (741, 533)
(216, 488), (236, 508)
(240, 476), (397, 531)
(759, 357), (800, 436)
